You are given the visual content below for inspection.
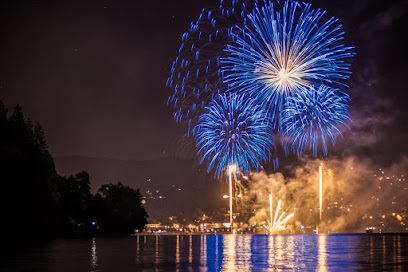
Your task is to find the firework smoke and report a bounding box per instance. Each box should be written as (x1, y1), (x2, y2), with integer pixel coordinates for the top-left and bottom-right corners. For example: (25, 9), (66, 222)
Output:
(243, 156), (408, 232)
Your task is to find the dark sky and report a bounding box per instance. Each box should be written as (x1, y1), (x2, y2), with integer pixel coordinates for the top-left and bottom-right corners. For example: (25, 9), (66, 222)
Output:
(1, 0), (407, 164)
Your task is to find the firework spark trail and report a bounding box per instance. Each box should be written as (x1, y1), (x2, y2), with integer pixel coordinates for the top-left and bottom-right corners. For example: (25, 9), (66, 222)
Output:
(195, 93), (275, 178)
(273, 200), (282, 225)
(319, 164), (323, 222)
(264, 194), (294, 233)
(269, 194), (273, 227)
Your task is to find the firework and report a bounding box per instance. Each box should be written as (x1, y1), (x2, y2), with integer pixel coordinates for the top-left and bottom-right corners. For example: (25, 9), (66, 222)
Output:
(221, 0), (355, 128)
(281, 85), (350, 157)
(166, 1), (252, 134)
(263, 194), (294, 233)
(168, 0), (354, 173)
(228, 164), (235, 232)
(195, 93), (274, 178)
(319, 164), (323, 222)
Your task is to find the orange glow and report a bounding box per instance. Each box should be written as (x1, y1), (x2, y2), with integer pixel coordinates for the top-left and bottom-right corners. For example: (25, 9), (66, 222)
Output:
(319, 165), (323, 221)
(317, 235), (328, 272)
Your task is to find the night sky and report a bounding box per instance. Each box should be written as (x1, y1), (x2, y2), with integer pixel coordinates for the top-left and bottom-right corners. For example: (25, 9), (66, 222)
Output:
(1, 0), (407, 165)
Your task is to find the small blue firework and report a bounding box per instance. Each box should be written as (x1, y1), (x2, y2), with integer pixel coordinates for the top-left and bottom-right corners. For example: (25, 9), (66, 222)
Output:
(281, 85), (351, 157)
(166, 1), (255, 134)
(221, 0), (355, 129)
(195, 93), (274, 178)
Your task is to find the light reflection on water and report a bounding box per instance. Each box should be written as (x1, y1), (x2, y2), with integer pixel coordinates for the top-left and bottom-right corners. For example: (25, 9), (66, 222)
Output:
(317, 234), (327, 272)
(200, 234), (207, 271)
(176, 234), (180, 266)
(2, 234), (408, 272)
(189, 234), (193, 264)
(91, 237), (98, 271)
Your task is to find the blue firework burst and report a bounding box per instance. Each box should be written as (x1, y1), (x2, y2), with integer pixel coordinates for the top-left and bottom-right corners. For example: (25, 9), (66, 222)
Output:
(281, 85), (351, 157)
(166, 1), (271, 135)
(195, 93), (275, 178)
(166, 1), (252, 134)
(221, 0), (355, 129)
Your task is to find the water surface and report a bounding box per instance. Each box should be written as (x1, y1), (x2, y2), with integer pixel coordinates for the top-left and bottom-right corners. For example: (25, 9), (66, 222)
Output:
(1, 234), (408, 271)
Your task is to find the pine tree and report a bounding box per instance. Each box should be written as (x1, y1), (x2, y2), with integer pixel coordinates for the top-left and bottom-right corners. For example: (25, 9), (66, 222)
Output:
(26, 118), (34, 141)
(9, 104), (24, 123)
(0, 100), (7, 122)
(9, 104), (28, 132)
(34, 122), (47, 151)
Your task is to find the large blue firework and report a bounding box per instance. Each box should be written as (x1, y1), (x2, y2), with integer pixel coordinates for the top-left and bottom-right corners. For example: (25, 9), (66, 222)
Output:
(167, 0), (355, 173)
(221, 0), (355, 129)
(281, 85), (351, 157)
(195, 93), (275, 178)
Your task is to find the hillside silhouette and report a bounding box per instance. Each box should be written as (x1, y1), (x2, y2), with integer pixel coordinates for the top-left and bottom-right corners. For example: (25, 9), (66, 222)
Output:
(0, 100), (147, 240)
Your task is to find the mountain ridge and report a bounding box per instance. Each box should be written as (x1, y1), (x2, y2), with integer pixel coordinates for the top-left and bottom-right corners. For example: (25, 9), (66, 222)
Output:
(54, 155), (225, 221)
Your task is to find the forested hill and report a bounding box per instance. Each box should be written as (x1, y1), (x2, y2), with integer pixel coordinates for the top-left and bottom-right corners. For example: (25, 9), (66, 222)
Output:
(0, 100), (147, 240)
(0, 101), (58, 239)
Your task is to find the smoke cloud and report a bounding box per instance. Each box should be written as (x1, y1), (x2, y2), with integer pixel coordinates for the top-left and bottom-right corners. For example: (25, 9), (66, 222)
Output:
(243, 155), (407, 233)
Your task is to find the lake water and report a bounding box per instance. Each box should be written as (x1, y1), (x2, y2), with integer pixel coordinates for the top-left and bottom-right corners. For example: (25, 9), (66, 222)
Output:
(1, 234), (408, 271)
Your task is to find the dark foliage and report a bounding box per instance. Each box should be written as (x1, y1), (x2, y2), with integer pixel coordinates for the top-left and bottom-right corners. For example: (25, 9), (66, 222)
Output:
(92, 182), (148, 236)
(0, 100), (148, 240)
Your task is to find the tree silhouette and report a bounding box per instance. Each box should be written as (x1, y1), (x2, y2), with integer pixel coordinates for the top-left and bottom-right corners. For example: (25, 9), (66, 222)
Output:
(26, 118), (34, 140)
(0, 99), (148, 240)
(34, 122), (47, 151)
(94, 182), (148, 236)
(9, 104), (27, 132)
(0, 100), (7, 123)
(58, 171), (94, 236)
